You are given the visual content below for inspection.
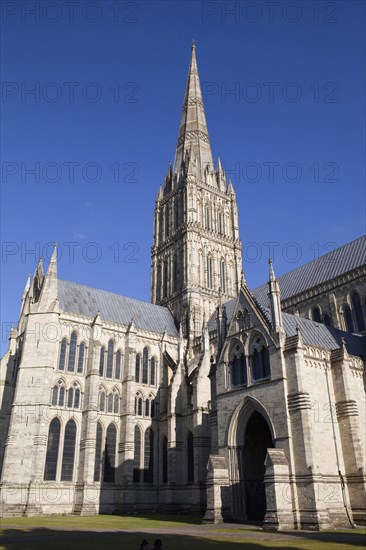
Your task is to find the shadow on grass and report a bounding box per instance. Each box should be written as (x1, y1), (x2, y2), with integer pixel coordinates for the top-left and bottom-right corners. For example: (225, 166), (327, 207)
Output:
(0, 528), (303, 550)
(2, 526), (366, 550)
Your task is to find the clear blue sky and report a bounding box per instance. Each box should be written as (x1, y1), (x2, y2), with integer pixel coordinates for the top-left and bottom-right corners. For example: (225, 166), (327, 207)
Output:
(1, 0), (365, 353)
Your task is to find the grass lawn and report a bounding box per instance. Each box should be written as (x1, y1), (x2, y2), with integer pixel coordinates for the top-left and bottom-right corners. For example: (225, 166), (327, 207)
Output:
(1, 515), (365, 550)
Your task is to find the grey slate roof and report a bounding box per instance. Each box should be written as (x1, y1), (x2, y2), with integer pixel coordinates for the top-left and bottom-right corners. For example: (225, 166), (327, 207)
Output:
(282, 313), (366, 357)
(252, 235), (366, 310)
(58, 280), (178, 337)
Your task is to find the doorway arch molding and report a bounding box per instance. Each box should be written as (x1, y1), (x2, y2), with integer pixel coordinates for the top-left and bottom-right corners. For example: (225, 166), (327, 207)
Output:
(227, 395), (276, 448)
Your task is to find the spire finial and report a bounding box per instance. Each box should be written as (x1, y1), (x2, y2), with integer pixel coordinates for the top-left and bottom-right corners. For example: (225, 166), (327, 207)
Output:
(192, 39), (196, 49)
(269, 258), (275, 282)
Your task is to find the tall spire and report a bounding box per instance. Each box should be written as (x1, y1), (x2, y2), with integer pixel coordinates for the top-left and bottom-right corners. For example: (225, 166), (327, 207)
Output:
(173, 44), (214, 177)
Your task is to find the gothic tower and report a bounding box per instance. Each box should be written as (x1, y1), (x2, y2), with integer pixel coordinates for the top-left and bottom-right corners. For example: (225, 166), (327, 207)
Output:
(151, 44), (242, 340)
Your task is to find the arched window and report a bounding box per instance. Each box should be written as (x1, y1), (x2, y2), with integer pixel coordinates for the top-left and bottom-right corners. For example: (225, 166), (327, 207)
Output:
(312, 306), (321, 323)
(74, 387), (80, 409)
(157, 262), (162, 302)
(205, 205), (210, 230)
(61, 419), (77, 481)
(133, 425), (141, 483)
(207, 256), (213, 289)
(172, 255), (177, 293)
(99, 346), (105, 377)
(58, 339), (67, 371)
(323, 314), (332, 326)
(352, 292), (365, 332)
(106, 340), (114, 378)
(103, 424), (117, 482)
(67, 386), (74, 408)
(77, 342), (85, 374)
(51, 379), (66, 407)
(44, 418), (61, 481)
(145, 399), (150, 417)
(115, 350), (122, 380)
(163, 259), (168, 298)
(220, 259), (226, 292)
(150, 357), (156, 386)
(59, 385), (65, 407)
(67, 331), (77, 372)
(174, 197), (179, 229)
(151, 399), (156, 419)
(99, 390), (105, 412)
(217, 212), (223, 234)
(142, 347), (149, 384)
(250, 340), (271, 381)
(187, 431), (194, 483)
(162, 435), (168, 483)
(94, 422), (103, 482)
(107, 393), (113, 413)
(159, 209), (164, 242)
(230, 345), (247, 387)
(135, 393), (143, 416)
(344, 305), (354, 333)
(113, 391), (119, 414)
(143, 428), (154, 483)
(165, 205), (170, 238)
(51, 385), (58, 406)
(135, 354), (141, 382)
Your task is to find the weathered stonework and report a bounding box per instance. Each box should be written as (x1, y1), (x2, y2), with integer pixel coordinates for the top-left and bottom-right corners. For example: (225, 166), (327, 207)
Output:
(1, 45), (365, 529)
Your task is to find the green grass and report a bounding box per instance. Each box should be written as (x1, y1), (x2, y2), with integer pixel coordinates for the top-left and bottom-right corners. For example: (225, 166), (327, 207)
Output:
(1, 513), (201, 530)
(1, 515), (365, 550)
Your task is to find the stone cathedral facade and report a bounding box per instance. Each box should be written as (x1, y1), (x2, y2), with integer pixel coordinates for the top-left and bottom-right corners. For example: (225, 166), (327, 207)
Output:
(1, 46), (365, 530)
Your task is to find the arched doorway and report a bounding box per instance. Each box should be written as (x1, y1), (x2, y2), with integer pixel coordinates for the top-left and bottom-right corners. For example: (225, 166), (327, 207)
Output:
(242, 411), (273, 521)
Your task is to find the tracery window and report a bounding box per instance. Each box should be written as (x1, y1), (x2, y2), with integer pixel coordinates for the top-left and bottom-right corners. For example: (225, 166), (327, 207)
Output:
(230, 344), (247, 387)
(106, 340), (114, 378)
(67, 332), (77, 372)
(99, 389), (106, 412)
(150, 357), (156, 386)
(220, 259), (226, 292)
(135, 354), (141, 382)
(103, 424), (117, 482)
(142, 347), (149, 384)
(143, 427), (154, 483)
(67, 382), (81, 409)
(99, 346), (105, 377)
(60, 419), (77, 481)
(58, 339), (67, 371)
(77, 342), (85, 374)
(115, 350), (122, 380)
(133, 425), (141, 482)
(51, 379), (66, 407)
(94, 422), (103, 482)
(207, 256), (213, 289)
(44, 417), (61, 481)
(250, 338), (270, 381)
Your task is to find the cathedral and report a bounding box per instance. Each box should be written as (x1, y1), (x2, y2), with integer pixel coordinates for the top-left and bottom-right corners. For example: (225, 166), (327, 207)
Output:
(1, 45), (365, 530)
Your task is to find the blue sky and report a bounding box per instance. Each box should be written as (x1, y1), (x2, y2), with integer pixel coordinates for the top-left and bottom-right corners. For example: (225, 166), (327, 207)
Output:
(1, 0), (365, 353)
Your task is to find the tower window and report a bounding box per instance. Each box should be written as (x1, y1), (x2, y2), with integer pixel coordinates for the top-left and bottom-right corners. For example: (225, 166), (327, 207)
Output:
(352, 292), (365, 332)
(344, 305), (354, 333)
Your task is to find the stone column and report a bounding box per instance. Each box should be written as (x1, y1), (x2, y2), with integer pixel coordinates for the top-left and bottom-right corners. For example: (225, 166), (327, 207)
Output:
(203, 455), (230, 523)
